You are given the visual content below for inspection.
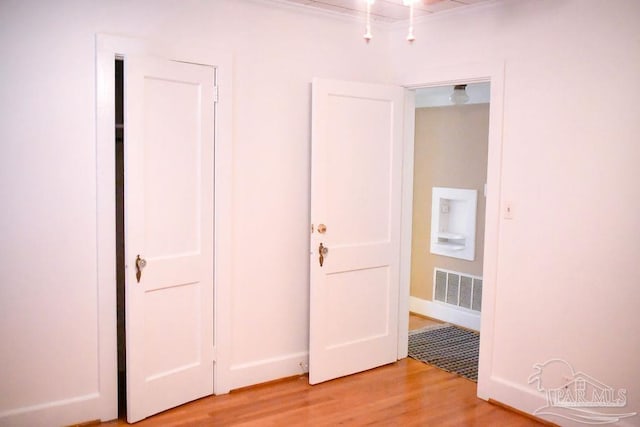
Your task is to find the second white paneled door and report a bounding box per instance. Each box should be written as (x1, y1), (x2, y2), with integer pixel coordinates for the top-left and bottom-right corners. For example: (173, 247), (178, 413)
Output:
(309, 78), (406, 385)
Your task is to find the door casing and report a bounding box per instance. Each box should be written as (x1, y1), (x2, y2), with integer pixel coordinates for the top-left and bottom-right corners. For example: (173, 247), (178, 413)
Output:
(398, 61), (506, 400)
(96, 34), (234, 420)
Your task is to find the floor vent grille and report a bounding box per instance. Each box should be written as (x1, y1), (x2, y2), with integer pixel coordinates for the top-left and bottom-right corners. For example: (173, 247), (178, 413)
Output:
(433, 268), (482, 312)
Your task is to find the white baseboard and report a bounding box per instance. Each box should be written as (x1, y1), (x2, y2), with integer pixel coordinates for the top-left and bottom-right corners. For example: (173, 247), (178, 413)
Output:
(229, 351), (309, 390)
(409, 296), (481, 331)
(482, 375), (640, 427)
(0, 392), (106, 426)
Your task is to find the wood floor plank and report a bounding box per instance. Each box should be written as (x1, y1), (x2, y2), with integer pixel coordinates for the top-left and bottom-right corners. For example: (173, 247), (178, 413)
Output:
(103, 359), (544, 426)
(408, 312), (443, 330)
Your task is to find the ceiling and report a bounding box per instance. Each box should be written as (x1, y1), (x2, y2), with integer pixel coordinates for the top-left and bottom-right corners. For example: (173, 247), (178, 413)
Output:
(276, 0), (494, 23)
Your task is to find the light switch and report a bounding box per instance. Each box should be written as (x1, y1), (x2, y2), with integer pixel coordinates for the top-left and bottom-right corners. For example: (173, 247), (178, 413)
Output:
(504, 201), (514, 220)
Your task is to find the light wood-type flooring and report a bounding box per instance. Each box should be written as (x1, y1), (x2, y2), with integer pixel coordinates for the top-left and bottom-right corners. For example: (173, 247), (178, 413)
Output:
(408, 312), (443, 331)
(101, 314), (544, 426)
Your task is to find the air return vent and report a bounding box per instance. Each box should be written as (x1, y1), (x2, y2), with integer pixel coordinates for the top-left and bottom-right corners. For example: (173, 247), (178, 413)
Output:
(433, 268), (482, 312)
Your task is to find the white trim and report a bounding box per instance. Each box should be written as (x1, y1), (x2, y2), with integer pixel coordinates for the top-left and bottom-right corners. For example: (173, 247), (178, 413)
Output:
(95, 35), (234, 423)
(472, 374), (640, 426)
(399, 60), (505, 403)
(390, 0), (503, 29)
(0, 393), (103, 426)
(254, 0), (384, 26)
(488, 375), (548, 415)
(229, 351), (309, 390)
(94, 34), (121, 424)
(257, 0), (502, 29)
(211, 47), (234, 394)
(409, 296), (480, 331)
(0, 393), (99, 418)
(397, 89), (416, 360)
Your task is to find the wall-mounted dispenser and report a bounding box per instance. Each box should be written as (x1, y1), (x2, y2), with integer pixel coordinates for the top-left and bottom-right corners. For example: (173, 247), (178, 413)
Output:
(430, 187), (478, 261)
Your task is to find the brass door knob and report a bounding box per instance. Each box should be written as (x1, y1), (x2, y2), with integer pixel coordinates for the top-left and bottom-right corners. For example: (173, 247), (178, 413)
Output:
(135, 255), (147, 283)
(318, 243), (328, 267)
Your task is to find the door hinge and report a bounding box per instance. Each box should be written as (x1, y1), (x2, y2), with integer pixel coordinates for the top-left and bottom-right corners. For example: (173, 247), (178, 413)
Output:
(213, 85), (219, 103)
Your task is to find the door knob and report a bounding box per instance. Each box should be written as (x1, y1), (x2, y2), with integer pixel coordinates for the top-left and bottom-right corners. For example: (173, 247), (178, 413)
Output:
(317, 224), (327, 234)
(135, 255), (147, 283)
(318, 243), (328, 267)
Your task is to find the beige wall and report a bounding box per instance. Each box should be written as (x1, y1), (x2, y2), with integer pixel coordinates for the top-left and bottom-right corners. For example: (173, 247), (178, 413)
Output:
(410, 104), (489, 301)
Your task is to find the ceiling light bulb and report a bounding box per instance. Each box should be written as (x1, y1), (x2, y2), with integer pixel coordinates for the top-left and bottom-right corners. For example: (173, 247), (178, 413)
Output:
(450, 85), (470, 104)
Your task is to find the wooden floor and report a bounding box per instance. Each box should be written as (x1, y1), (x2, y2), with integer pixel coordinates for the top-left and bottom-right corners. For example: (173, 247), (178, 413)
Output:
(408, 312), (443, 330)
(103, 314), (543, 426)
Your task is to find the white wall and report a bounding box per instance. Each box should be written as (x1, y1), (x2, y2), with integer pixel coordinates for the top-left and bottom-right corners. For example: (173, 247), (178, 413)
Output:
(391, 0), (640, 424)
(0, 0), (392, 424)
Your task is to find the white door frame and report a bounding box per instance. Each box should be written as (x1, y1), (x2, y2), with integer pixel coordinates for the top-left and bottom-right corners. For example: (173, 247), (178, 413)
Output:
(397, 61), (505, 401)
(95, 34), (234, 420)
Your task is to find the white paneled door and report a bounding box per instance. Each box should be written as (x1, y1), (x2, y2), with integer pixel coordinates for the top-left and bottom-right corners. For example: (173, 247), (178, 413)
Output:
(125, 56), (215, 422)
(309, 78), (405, 384)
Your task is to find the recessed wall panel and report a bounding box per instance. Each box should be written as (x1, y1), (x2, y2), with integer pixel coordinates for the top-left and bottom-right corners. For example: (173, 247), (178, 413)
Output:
(325, 266), (390, 349)
(144, 284), (201, 378)
(326, 95), (393, 246)
(143, 78), (201, 258)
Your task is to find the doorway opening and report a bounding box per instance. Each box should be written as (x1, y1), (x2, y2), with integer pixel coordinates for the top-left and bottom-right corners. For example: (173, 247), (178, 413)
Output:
(115, 57), (127, 418)
(96, 35), (234, 421)
(407, 82), (490, 381)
